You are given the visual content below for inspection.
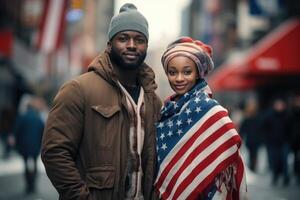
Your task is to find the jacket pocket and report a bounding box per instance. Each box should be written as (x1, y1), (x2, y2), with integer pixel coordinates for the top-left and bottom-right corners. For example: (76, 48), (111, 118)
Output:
(86, 165), (115, 189)
(90, 105), (121, 148)
(91, 105), (120, 118)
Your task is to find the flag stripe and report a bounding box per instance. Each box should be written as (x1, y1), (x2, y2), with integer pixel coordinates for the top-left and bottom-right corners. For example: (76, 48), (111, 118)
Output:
(177, 137), (240, 200)
(36, 0), (50, 50)
(37, 0), (67, 52)
(186, 151), (240, 200)
(236, 154), (247, 199)
(161, 121), (236, 198)
(42, 0), (64, 52)
(165, 133), (240, 200)
(156, 105), (227, 189)
(158, 105), (226, 170)
(55, 0), (68, 50)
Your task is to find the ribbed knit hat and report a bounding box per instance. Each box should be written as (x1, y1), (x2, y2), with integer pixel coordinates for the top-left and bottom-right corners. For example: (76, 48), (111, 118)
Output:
(108, 3), (149, 41)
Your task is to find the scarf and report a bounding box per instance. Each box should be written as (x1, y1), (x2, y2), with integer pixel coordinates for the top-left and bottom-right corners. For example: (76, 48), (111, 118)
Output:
(155, 80), (247, 200)
(119, 82), (145, 200)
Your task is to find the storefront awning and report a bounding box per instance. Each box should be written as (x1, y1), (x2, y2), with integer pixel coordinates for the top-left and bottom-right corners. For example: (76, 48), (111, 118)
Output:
(208, 18), (300, 92)
(207, 63), (259, 92)
(244, 18), (300, 75)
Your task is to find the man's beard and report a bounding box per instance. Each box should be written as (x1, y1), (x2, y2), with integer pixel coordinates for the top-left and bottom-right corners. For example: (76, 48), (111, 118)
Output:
(109, 47), (146, 70)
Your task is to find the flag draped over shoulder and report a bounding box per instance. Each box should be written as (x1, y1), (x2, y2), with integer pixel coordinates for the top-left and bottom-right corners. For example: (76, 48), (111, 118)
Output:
(155, 80), (247, 200)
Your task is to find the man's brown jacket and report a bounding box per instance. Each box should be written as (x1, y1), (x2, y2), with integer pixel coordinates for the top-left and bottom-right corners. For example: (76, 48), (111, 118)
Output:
(41, 51), (162, 200)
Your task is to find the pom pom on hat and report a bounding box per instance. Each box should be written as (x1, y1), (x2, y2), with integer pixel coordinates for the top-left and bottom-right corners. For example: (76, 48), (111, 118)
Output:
(108, 3), (148, 40)
(119, 3), (137, 12)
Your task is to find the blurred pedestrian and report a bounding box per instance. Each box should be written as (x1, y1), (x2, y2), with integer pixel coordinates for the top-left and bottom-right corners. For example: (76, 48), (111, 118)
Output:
(261, 97), (290, 186)
(239, 97), (262, 172)
(0, 105), (16, 159)
(41, 3), (162, 200)
(286, 95), (300, 185)
(13, 96), (45, 194)
(155, 37), (247, 199)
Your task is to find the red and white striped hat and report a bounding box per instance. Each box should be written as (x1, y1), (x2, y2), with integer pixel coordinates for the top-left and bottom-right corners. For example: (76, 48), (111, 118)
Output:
(161, 36), (214, 78)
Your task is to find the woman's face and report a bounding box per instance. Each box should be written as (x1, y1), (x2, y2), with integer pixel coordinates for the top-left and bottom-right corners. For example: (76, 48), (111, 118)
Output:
(166, 56), (199, 96)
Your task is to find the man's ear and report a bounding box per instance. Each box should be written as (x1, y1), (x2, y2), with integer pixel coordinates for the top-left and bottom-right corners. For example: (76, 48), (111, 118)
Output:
(107, 41), (112, 53)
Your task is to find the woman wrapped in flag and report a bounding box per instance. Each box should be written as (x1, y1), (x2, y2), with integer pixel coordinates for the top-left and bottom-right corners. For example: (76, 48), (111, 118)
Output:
(155, 37), (247, 200)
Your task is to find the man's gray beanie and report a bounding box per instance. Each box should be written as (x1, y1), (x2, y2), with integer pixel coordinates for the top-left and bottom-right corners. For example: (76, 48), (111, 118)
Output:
(108, 3), (149, 41)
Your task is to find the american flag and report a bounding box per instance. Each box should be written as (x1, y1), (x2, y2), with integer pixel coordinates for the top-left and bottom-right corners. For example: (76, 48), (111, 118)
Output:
(36, 0), (68, 53)
(155, 81), (246, 200)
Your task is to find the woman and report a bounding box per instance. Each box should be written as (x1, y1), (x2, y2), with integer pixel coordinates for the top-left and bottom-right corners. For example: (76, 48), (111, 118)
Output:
(155, 37), (247, 200)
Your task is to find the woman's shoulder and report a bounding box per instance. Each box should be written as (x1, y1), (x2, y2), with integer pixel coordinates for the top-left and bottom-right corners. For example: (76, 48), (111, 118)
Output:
(188, 92), (221, 110)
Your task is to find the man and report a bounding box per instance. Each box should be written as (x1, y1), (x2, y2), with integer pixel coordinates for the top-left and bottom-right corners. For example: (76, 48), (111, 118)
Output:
(41, 3), (162, 200)
(261, 97), (290, 186)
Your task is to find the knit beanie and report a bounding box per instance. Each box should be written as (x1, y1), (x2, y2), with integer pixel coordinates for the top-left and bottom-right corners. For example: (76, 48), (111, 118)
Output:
(161, 36), (214, 78)
(108, 3), (149, 41)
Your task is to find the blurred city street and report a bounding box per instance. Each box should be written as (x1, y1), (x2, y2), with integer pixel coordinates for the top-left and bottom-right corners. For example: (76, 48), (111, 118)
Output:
(243, 147), (300, 200)
(0, 0), (300, 200)
(0, 145), (299, 200)
(0, 150), (58, 200)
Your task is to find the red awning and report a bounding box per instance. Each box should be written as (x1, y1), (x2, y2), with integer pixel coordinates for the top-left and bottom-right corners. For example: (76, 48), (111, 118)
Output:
(207, 63), (260, 92)
(208, 18), (300, 92)
(244, 18), (300, 75)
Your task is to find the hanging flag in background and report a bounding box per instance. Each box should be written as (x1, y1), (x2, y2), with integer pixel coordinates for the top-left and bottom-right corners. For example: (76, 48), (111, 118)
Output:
(36, 0), (68, 53)
(249, 0), (283, 16)
(0, 29), (13, 58)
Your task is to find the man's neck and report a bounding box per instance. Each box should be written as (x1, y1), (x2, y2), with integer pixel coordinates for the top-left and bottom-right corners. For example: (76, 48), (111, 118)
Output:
(114, 65), (139, 87)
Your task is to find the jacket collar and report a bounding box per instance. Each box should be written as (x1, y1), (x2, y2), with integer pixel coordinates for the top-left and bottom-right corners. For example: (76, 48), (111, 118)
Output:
(87, 50), (157, 93)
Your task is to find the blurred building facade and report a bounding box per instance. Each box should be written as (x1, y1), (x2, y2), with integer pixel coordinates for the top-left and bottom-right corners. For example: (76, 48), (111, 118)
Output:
(178, 0), (300, 109)
(0, 0), (114, 109)
(1, 0), (300, 110)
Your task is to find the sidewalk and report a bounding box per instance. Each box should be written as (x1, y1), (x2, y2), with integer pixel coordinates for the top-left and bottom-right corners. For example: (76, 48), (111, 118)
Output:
(0, 151), (58, 200)
(243, 147), (300, 200)
(0, 145), (299, 200)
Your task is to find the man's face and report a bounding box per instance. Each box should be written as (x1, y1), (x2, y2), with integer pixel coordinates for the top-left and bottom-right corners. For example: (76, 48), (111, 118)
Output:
(108, 31), (148, 69)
